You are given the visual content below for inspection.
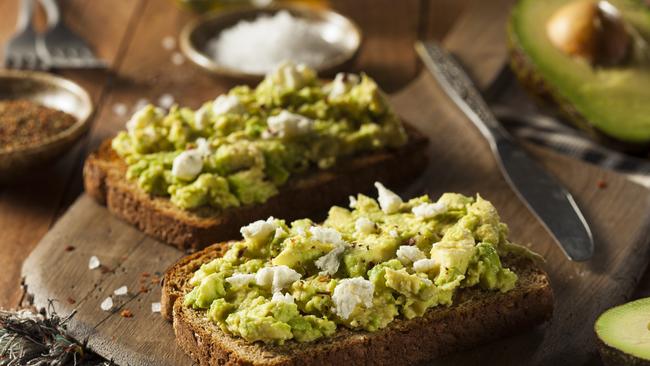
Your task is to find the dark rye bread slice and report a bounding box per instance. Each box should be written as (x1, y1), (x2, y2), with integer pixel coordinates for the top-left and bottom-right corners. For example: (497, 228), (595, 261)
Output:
(83, 125), (428, 251)
(161, 243), (554, 366)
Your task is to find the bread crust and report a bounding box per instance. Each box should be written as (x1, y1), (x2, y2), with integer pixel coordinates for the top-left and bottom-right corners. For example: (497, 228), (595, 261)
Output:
(162, 243), (554, 366)
(83, 125), (428, 250)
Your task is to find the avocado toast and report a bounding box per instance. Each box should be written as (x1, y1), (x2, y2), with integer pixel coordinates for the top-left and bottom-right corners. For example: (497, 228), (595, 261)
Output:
(162, 184), (554, 365)
(84, 63), (428, 250)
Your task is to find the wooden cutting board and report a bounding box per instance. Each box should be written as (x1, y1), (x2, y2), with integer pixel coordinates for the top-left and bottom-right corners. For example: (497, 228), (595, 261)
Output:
(22, 1), (650, 365)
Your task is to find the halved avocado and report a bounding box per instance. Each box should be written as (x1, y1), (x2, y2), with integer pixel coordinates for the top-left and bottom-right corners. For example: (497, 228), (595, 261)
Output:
(595, 297), (650, 366)
(508, 0), (650, 152)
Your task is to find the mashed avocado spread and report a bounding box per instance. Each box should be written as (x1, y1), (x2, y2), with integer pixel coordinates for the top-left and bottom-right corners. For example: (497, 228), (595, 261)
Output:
(183, 183), (535, 344)
(111, 63), (407, 210)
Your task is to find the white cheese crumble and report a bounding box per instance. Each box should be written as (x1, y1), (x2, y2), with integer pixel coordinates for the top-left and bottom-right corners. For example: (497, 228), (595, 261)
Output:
(309, 226), (346, 246)
(315, 244), (345, 276)
(389, 230), (399, 238)
(212, 94), (245, 116)
(355, 217), (376, 234)
(225, 273), (257, 287)
(113, 286), (128, 296)
(171, 138), (212, 181)
(348, 195), (357, 209)
(412, 202), (447, 219)
(271, 292), (295, 304)
(240, 217), (277, 242)
(413, 258), (437, 273)
(100, 297), (113, 311)
(88, 256), (101, 270)
(396, 245), (426, 265)
(151, 302), (162, 313)
(266, 110), (314, 138)
(374, 182), (403, 214)
(328, 72), (360, 99)
(332, 277), (375, 320)
(193, 104), (211, 130)
(255, 265), (301, 293)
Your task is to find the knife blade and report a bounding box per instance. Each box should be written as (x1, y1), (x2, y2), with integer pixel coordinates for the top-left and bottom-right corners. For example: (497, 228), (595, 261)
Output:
(415, 40), (594, 261)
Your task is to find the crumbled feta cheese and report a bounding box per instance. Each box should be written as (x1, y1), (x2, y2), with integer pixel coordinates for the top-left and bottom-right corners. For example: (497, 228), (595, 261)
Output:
(309, 226), (346, 246)
(314, 244), (345, 276)
(194, 137), (212, 157)
(396, 245), (426, 265)
(332, 277), (375, 320)
(266, 110), (314, 138)
(88, 256), (101, 270)
(412, 202), (447, 219)
(255, 265), (301, 293)
(194, 105), (211, 130)
(171, 150), (203, 180)
(374, 182), (403, 214)
(225, 273), (256, 287)
(389, 230), (399, 238)
(212, 94), (244, 116)
(272, 62), (312, 90)
(413, 258), (437, 273)
(348, 195), (357, 209)
(240, 217), (277, 242)
(355, 217), (376, 234)
(271, 292), (295, 304)
(151, 302), (162, 313)
(100, 297), (113, 311)
(328, 73), (360, 99)
(113, 286), (128, 296)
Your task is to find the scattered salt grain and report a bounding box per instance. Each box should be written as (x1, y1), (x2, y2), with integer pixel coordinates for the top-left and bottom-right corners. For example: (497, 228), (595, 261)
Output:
(151, 302), (162, 313)
(162, 36), (176, 50)
(112, 103), (127, 116)
(158, 94), (175, 109)
(100, 297), (113, 311)
(206, 10), (343, 74)
(171, 52), (185, 65)
(88, 256), (101, 270)
(114, 286), (128, 296)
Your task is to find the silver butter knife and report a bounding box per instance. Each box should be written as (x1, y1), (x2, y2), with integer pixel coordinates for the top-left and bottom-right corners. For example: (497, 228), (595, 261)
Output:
(415, 41), (594, 261)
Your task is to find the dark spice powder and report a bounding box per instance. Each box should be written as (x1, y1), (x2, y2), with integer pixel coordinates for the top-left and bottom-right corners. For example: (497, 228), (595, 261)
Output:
(0, 99), (77, 150)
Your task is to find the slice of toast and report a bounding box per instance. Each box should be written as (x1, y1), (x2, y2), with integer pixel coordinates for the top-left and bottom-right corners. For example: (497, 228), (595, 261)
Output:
(83, 125), (428, 251)
(162, 243), (554, 366)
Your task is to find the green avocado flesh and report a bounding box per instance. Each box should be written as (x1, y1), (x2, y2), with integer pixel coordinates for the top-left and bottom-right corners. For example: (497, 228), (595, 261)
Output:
(111, 63), (406, 210)
(510, 0), (650, 144)
(596, 297), (650, 364)
(183, 185), (541, 344)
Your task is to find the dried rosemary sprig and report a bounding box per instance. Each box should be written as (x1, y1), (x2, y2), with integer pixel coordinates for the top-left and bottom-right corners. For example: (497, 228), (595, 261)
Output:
(0, 304), (111, 366)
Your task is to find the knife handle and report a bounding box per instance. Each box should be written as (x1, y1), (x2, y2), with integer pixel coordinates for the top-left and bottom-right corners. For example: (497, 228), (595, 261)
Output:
(415, 41), (511, 151)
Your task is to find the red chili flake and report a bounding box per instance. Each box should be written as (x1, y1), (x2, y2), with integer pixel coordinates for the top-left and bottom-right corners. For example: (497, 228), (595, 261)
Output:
(121, 255), (128, 262)
(141, 272), (151, 277)
(120, 309), (133, 318)
(597, 180), (608, 189)
(64, 245), (75, 252)
(100, 265), (113, 274)
(140, 286), (149, 294)
(66, 297), (76, 305)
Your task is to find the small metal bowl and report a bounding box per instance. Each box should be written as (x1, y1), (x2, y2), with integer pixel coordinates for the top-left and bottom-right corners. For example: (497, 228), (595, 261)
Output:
(0, 70), (93, 182)
(180, 4), (362, 80)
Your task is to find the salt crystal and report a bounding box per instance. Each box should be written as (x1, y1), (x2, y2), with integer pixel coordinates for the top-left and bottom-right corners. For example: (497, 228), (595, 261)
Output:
(162, 36), (176, 50)
(151, 302), (162, 313)
(100, 297), (113, 311)
(171, 52), (185, 65)
(112, 103), (127, 116)
(206, 10), (342, 74)
(88, 256), (101, 270)
(114, 286), (128, 296)
(133, 98), (149, 113)
(158, 94), (175, 109)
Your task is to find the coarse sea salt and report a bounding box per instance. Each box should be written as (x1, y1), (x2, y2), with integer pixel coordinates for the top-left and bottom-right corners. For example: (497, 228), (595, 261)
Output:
(100, 297), (113, 311)
(114, 286), (128, 296)
(151, 302), (162, 313)
(206, 10), (342, 74)
(88, 256), (101, 270)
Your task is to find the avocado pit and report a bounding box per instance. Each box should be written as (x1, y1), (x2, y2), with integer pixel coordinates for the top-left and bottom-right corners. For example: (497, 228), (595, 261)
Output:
(546, 0), (631, 66)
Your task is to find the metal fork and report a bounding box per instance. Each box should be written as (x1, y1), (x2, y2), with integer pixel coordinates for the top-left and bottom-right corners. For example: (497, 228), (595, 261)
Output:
(36, 0), (106, 68)
(3, 0), (45, 69)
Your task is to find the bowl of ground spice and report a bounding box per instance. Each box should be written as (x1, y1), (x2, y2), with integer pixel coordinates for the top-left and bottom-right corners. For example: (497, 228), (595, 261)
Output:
(180, 4), (362, 80)
(0, 70), (92, 181)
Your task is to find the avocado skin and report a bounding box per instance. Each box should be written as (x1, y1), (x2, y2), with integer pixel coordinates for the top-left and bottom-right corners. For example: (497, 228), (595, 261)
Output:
(506, 6), (650, 154)
(597, 337), (650, 366)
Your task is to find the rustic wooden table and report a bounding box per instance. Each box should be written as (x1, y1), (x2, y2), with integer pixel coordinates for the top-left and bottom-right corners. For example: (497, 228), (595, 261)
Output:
(0, 0), (647, 313)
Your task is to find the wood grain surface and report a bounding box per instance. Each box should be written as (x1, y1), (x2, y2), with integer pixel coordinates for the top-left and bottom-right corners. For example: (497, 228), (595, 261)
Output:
(21, 0), (650, 365)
